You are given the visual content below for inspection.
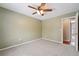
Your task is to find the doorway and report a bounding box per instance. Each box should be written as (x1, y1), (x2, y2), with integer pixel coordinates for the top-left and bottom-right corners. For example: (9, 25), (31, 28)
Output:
(61, 13), (78, 51)
(63, 18), (71, 45)
(62, 16), (78, 48)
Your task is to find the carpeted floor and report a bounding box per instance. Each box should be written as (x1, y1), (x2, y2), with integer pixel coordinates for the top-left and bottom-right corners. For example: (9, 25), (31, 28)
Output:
(0, 39), (79, 56)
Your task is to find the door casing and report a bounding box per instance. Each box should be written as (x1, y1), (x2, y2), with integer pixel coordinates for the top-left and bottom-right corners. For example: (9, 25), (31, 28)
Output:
(61, 14), (78, 51)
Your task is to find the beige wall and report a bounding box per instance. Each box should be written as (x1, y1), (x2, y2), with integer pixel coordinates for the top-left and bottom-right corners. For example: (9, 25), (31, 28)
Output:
(0, 7), (78, 49)
(42, 12), (76, 43)
(0, 7), (42, 49)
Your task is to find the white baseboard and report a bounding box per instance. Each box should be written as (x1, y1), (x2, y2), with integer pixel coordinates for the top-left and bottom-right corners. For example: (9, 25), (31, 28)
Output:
(0, 38), (41, 51)
(0, 38), (62, 51)
(42, 38), (62, 44)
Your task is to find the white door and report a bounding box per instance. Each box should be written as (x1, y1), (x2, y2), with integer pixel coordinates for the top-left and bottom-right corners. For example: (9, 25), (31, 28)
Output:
(75, 12), (78, 51)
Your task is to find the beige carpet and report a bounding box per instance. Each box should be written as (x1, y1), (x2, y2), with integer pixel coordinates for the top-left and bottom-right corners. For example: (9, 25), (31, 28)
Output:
(0, 39), (79, 56)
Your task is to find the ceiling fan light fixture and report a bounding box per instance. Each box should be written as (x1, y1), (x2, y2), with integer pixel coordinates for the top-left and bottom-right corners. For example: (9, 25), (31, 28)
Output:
(37, 10), (44, 16)
(40, 10), (44, 14)
(28, 3), (53, 16)
(37, 10), (40, 15)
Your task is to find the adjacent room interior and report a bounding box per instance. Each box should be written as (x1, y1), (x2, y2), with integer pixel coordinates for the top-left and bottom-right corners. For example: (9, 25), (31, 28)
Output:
(0, 3), (79, 56)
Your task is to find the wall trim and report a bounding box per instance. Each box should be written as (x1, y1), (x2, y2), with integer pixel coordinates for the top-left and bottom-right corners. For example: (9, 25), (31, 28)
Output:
(0, 38), (41, 51)
(42, 38), (62, 44)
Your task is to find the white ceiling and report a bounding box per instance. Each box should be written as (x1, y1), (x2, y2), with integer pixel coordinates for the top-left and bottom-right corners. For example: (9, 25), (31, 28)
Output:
(0, 3), (79, 20)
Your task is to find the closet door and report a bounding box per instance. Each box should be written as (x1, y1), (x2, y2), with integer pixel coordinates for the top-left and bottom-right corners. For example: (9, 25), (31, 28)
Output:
(71, 21), (76, 46)
(75, 12), (78, 51)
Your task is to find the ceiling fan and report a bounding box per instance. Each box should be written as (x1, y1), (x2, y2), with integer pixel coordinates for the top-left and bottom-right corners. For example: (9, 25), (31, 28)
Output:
(28, 3), (54, 16)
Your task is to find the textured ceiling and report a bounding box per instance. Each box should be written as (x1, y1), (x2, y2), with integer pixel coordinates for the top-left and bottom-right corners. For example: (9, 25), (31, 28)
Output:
(0, 3), (79, 20)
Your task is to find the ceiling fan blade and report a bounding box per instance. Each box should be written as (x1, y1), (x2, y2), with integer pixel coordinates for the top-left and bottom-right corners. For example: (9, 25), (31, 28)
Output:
(32, 12), (37, 15)
(44, 9), (52, 11)
(41, 3), (46, 6)
(28, 5), (37, 10)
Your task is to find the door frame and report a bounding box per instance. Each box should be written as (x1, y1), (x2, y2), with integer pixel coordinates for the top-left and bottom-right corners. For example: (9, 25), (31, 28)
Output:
(61, 14), (78, 51)
(61, 16), (76, 44)
(61, 16), (73, 44)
